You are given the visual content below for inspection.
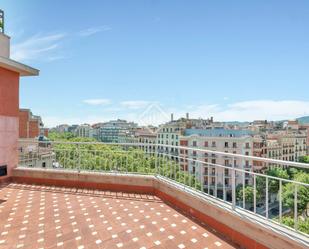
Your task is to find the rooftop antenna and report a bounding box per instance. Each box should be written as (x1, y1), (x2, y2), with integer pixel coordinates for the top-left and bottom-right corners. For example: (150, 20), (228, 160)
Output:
(0, 9), (4, 33)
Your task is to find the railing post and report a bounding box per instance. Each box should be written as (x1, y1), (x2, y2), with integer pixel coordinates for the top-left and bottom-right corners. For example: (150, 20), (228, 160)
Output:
(294, 184), (298, 230)
(253, 174), (256, 213)
(266, 177), (269, 219)
(78, 143), (81, 172)
(232, 157), (236, 210)
(279, 179), (282, 223)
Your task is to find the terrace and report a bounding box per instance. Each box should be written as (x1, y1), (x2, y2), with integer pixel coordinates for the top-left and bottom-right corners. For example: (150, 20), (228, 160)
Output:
(0, 140), (308, 249)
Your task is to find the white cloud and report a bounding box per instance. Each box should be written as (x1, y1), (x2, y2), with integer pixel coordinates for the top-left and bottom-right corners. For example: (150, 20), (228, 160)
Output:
(83, 99), (111, 106)
(11, 33), (66, 62)
(187, 100), (309, 122)
(78, 26), (111, 37)
(120, 101), (150, 110)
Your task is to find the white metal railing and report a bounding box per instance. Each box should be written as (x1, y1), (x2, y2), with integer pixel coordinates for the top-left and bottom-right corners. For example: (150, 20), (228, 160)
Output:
(17, 139), (309, 237)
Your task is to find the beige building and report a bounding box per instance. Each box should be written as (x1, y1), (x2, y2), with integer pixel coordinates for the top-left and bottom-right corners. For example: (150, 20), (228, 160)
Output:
(135, 128), (157, 155)
(179, 129), (255, 199)
(264, 132), (307, 162)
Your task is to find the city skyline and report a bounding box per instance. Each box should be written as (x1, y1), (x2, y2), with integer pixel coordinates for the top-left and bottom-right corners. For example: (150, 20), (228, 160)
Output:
(2, 0), (309, 127)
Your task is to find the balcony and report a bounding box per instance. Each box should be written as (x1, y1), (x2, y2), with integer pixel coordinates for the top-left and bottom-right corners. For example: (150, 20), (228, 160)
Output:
(1, 140), (308, 249)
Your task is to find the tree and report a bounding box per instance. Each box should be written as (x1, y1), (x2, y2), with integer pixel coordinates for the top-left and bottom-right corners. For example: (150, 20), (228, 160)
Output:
(236, 185), (261, 205)
(50, 137), (202, 191)
(299, 156), (309, 164)
(266, 168), (289, 193)
(255, 168), (289, 197)
(48, 131), (77, 141)
(278, 216), (309, 234)
(282, 172), (309, 217)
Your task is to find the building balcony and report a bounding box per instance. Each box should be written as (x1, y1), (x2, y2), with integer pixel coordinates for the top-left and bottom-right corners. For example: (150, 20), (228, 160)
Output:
(0, 140), (308, 249)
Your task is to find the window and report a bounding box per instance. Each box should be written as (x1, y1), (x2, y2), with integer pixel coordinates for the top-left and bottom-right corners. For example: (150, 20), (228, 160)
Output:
(204, 141), (208, 147)
(193, 141), (197, 147)
(224, 142), (228, 148)
(204, 168), (208, 175)
(211, 159), (216, 164)
(212, 141), (216, 147)
(224, 168), (229, 176)
(224, 160), (229, 166)
(245, 142), (250, 149)
(233, 142), (237, 148)
(211, 168), (215, 175)
(211, 177), (215, 185)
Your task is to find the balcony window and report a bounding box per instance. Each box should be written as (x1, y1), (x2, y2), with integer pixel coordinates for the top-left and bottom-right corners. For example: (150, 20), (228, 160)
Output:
(211, 177), (215, 184)
(224, 142), (229, 148)
(211, 168), (215, 175)
(224, 168), (229, 176)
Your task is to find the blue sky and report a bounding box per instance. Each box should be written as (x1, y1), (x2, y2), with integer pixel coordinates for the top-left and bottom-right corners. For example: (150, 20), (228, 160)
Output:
(2, 0), (309, 127)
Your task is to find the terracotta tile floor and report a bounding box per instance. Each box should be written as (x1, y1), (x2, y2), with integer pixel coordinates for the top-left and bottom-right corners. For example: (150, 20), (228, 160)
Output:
(0, 183), (238, 249)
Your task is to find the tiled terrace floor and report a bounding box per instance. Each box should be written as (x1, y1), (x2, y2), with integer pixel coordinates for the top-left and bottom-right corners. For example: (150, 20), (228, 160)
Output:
(0, 183), (238, 249)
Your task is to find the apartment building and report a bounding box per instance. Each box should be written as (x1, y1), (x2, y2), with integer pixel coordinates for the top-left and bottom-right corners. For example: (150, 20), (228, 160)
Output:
(264, 132), (307, 162)
(0, 22), (39, 179)
(134, 127), (157, 155)
(157, 117), (186, 158)
(299, 124), (309, 154)
(179, 129), (255, 198)
(75, 124), (95, 138)
(19, 109), (47, 138)
(99, 119), (138, 143)
(157, 113), (216, 159)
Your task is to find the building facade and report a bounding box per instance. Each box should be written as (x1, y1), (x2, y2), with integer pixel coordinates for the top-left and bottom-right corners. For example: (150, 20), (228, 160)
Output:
(0, 22), (39, 180)
(19, 109), (46, 138)
(99, 119), (138, 143)
(179, 129), (255, 198)
(75, 124), (95, 138)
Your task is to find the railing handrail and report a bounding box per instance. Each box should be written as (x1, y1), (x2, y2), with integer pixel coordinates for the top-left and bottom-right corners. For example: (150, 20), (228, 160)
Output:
(18, 139), (309, 169)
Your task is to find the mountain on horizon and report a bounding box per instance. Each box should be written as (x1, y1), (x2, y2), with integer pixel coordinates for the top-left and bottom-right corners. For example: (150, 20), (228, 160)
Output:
(222, 116), (309, 126)
(297, 116), (309, 124)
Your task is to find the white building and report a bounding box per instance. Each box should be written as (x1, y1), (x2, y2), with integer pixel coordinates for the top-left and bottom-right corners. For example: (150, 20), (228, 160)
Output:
(75, 124), (95, 138)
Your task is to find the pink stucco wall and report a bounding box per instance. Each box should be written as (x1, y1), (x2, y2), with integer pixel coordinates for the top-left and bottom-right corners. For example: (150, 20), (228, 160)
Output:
(0, 116), (19, 179)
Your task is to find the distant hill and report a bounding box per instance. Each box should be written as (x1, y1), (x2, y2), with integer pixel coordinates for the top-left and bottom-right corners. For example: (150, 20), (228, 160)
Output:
(297, 116), (309, 124)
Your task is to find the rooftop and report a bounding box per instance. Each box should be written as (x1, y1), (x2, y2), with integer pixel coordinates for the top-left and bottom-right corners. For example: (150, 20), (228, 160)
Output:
(184, 128), (255, 137)
(1, 140), (308, 249)
(0, 182), (236, 249)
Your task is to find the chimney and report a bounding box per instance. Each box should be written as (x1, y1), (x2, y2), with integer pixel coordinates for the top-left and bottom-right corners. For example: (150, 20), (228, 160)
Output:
(0, 10), (10, 58)
(186, 113), (189, 120)
(171, 113), (174, 122)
